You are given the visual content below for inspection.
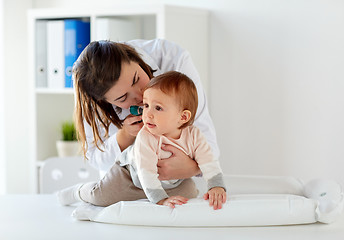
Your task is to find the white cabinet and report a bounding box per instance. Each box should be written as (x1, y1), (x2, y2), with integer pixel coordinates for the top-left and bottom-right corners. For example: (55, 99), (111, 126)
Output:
(28, 5), (209, 193)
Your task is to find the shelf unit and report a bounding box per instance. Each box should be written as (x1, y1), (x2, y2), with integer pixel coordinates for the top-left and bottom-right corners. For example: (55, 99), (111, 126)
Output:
(28, 5), (209, 193)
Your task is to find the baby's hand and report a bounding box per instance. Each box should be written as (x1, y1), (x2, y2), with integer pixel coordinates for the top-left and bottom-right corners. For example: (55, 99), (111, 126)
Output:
(157, 196), (188, 208)
(203, 187), (227, 210)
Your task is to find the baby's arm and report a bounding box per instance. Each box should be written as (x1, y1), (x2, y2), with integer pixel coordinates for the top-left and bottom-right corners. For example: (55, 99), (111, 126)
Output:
(157, 196), (188, 208)
(192, 126), (227, 210)
(203, 187), (226, 210)
(134, 129), (170, 204)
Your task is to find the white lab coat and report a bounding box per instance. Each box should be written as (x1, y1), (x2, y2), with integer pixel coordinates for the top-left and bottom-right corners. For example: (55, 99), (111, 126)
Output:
(84, 39), (220, 175)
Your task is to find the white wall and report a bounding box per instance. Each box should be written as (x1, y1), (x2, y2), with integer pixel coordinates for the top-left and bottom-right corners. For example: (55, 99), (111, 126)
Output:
(0, 0), (6, 194)
(4, 0), (342, 192)
(3, 0), (33, 193)
(205, 0), (344, 185)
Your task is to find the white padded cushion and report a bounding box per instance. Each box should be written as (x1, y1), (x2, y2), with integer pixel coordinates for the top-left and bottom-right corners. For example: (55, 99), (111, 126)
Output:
(72, 194), (317, 227)
(71, 175), (344, 226)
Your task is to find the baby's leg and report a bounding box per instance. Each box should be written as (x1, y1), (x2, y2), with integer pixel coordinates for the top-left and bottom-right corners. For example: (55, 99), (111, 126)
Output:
(81, 176), (199, 207)
(166, 179), (198, 199)
(57, 183), (84, 205)
(57, 162), (145, 206)
(79, 163), (147, 207)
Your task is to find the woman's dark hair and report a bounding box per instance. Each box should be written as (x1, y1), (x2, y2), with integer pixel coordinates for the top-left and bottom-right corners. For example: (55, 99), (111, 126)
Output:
(73, 40), (155, 157)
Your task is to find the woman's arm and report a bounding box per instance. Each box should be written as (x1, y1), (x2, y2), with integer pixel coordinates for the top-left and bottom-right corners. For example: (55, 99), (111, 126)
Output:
(84, 117), (119, 172)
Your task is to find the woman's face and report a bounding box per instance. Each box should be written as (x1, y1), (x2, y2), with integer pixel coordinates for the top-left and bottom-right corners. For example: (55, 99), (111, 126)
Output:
(104, 61), (150, 109)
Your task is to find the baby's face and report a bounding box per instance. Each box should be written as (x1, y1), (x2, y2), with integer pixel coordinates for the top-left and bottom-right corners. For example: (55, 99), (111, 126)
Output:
(142, 88), (183, 139)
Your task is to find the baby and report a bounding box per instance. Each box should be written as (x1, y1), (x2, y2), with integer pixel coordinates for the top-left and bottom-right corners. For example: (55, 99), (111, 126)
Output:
(132, 71), (226, 209)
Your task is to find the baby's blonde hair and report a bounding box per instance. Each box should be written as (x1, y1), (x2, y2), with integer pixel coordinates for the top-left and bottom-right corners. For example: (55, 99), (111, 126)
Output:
(145, 71), (198, 129)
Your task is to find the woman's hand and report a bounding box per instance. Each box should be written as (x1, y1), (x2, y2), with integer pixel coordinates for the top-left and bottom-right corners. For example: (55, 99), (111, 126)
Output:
(117, 115), (143, 151)
(157, 144), (201, 180)
(203, 187), (227, 210)
(122, 115), (143, 137)
(157, 196), (188, 208)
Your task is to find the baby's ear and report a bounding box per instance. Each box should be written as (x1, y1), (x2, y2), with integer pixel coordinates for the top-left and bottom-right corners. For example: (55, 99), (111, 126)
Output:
(181, 110), (191, 124)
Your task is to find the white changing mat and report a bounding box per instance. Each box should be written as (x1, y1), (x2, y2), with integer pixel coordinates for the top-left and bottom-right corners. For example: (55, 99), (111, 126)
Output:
(71, 175), (344, 227)
(73, 194), (317, 227)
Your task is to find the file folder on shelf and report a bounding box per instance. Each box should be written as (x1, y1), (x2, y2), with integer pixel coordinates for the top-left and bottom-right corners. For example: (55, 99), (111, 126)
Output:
(47, 20), (65, 89)
(95, 17), (141, 41)
(35, 20), (47, 88)
(64, 19), (90, 88)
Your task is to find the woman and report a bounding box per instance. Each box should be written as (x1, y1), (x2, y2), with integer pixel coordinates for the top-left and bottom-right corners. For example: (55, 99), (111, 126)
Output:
(72, 39), (220, 206)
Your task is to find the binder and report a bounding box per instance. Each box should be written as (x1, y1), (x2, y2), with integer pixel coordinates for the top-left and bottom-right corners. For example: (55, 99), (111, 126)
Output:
(64, 19), (90, 88)
(47, 20), (65, 89)
(95, 17), (141, 41)
(35, 20), (47, 88)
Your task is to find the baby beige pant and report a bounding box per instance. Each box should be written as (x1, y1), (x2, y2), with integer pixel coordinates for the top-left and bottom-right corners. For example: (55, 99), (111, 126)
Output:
(79, 163), (198, 207)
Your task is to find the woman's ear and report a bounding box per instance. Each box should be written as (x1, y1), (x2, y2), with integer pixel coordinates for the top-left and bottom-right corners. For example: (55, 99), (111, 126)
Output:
(180, 110), (192, 124)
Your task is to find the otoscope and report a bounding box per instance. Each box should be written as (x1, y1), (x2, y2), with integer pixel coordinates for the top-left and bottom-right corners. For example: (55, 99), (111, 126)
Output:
(130, 105), (143, 116)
